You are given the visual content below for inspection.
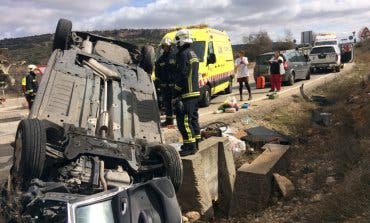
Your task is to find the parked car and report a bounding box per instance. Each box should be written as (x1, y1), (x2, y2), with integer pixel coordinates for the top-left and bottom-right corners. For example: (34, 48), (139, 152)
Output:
(254, 50), (311, 86)
(2, 19), (183, 222)
(309, 45), (342, 72)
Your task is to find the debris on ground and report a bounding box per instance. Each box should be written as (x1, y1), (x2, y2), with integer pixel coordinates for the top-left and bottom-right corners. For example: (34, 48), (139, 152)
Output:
(241, 126), (291, 149)
(241, 102), (249, 109)
(184, 211), (201, 222)
(312, 110), (332, 126)
(273, 173), (295, 197)
(300, 83), (330, 106)
(216, 96), (240, 113)
(267, 92), (279, 99)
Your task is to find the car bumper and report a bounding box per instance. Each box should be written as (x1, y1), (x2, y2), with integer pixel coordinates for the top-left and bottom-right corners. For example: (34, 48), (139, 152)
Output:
(311, 63), (338, 69)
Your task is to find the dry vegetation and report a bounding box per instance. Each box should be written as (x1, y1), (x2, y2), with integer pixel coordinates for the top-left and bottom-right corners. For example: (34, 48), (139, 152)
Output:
(208, 40), (370, 223)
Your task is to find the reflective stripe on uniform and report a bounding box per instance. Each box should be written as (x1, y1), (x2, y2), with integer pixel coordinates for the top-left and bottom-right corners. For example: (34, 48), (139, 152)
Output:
(175, 84), (182, 91)
(184, 114), (194, 142)
(182, 91), (200, 99)
(21, 77), (26, 86)
(183, 139), (196, 143)
(194, 134), (201, 139)
(189, 58), (199, 63)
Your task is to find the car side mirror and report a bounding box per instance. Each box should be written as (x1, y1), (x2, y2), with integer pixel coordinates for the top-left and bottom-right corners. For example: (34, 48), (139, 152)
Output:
(207, 53), (216, 65)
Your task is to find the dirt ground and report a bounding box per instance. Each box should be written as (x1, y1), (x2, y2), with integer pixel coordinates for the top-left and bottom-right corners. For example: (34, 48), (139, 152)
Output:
(188, 42), (370, 222)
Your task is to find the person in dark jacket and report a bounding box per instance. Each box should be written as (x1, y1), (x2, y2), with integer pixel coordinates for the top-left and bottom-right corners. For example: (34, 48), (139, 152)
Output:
(21, 64), (38, 109)
(173, 29), (201, 157)
(269, 51), (284, 92)
(155, 38), (176, 127)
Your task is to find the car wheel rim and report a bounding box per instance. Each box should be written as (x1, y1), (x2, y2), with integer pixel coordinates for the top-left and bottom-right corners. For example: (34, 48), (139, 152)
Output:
(206, 90), (210, 102)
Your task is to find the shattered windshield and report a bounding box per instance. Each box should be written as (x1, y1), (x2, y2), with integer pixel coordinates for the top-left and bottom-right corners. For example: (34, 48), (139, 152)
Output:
(75, 199), (118, 223)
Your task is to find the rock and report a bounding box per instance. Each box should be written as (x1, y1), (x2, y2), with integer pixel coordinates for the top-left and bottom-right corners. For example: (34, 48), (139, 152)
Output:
(326, 176), (336, 185)
(273, 173), (295, 197)
(185, 211), (201, 222)
(182, 216), (189, 222)
(311, 193), (322, 202)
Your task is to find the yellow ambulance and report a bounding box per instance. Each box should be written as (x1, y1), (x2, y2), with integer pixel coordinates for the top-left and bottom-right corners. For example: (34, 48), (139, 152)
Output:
(159, 25), (235, 107)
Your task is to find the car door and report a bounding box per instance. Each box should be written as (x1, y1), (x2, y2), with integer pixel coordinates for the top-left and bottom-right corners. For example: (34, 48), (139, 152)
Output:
(299, 54), (310, 78)
(289, 52), (301, 79)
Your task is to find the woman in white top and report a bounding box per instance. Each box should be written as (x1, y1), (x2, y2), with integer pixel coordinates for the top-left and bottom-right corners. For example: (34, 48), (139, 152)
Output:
(234, 50), (252, 101)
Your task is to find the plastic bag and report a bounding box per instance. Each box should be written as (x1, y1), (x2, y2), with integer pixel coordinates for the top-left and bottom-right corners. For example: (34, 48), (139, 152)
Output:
(222, 133), (246, 157)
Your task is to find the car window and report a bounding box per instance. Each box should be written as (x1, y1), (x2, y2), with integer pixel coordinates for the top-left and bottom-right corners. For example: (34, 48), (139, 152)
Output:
(256, 54), (273, 65)
(284, 52), (294, 62)
(75, 199), (118, 223)
(310, 46), (335, 54)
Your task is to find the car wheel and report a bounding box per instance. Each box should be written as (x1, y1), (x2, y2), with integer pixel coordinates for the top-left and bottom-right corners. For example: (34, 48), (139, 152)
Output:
(305, 69), (311, 80)
(310, 67), (315, 74)
(53, 18), (72, 51)
(199, 85), (211, 107)
(224, 78), (233, 94)
(139, 45), (155, 74)
(335, 66), (340, 72)
(288, 72), (295, 86)
(147, 144), (183, 192)
(12, 119), (46, 188)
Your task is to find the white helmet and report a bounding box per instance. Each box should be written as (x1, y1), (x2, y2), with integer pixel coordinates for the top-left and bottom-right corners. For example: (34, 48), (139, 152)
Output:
(160, 37), (172, 46)
(175, 29), (193, 47)
(27, 64), (37, 72)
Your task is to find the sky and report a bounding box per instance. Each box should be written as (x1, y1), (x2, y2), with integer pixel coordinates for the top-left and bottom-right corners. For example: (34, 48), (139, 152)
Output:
(0, 0), (369, 44)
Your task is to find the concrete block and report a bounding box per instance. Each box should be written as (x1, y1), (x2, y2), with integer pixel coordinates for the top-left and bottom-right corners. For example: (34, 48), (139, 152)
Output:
(273, 173), (295, 197)
(229, 144), (290, 216)
(177, 137), (235, 219)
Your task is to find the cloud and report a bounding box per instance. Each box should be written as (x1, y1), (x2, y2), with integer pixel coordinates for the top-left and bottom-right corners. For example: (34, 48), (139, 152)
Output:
(0, 0), (369, 43)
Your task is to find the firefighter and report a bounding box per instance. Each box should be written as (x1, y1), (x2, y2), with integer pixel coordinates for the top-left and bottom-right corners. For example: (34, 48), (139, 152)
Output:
(22, 64), (38, 109)
(173, 29), (201, 157)
(155, 38), (176, 127)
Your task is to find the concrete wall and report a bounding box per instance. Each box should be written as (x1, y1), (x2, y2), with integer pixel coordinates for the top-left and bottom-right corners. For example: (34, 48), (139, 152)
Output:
(176, 137), (236, 219)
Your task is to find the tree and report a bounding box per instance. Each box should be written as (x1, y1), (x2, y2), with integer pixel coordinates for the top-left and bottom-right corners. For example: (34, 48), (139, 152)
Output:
(283, 29), (294, 43)
(242, 30), (273, 60)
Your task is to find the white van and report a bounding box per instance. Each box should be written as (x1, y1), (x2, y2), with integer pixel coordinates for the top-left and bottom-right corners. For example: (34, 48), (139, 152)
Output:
(309, 45), (342, 72)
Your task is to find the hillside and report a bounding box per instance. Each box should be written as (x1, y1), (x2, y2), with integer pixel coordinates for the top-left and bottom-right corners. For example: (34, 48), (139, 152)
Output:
(0, 29), (168, 65)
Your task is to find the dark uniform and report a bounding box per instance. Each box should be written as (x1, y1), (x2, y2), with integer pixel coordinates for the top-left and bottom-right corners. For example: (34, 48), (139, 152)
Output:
(155, 50), (176, 125)
(174, 45), (201, 154)
(22, 72), (38, 109)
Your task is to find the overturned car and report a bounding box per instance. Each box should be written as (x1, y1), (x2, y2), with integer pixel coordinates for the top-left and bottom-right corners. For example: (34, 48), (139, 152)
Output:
(2, 19), (183, 222)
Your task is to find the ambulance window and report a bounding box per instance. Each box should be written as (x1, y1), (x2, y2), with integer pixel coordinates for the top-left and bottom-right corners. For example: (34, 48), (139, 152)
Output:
(192, 41), (205, 62)
(208, 42), (214, 55)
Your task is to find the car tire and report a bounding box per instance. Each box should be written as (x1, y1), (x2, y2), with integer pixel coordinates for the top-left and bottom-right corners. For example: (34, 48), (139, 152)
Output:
(288, 72), (295, 86)
(53, 18), (72, 51)
(224, 78), (233, 94)
(310, 67), (315, 74)
(199, 85), (211, 107)
(147, 144), (183, 192)
(139, 45), (155, 74)
(12, 119), (46, 188)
